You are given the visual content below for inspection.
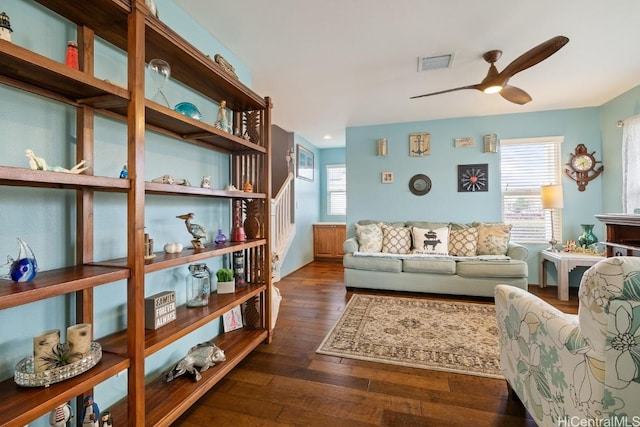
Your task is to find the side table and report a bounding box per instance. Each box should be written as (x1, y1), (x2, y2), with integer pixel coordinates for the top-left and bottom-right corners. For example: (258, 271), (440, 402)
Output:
(538, 250), (604, 301)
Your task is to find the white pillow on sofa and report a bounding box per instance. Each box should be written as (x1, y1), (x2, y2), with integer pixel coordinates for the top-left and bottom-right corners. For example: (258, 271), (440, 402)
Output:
(355, 222), (383, 252)
(412, 226), (450, 255)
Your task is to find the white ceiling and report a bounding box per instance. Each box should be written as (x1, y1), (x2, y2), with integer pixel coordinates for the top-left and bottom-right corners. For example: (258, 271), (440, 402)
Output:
(176, 0), (640, 148)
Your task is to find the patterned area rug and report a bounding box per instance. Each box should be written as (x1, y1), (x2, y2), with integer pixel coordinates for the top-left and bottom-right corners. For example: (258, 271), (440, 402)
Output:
(317, 294), (502, 378)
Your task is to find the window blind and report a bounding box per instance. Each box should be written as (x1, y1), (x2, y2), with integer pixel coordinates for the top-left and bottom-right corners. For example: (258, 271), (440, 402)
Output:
(327, 164), (346, 216)
(500, 137), (563, 243)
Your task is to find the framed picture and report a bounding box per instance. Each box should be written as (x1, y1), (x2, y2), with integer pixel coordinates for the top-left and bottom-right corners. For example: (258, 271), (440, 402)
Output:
(296, 144), (314, 181)
(454, 137), (475, 148)
(409, 132), (431, 156)
(458, 164), (489, 192)
(223, 306), (243, 332)
(382, 171), (394, 183)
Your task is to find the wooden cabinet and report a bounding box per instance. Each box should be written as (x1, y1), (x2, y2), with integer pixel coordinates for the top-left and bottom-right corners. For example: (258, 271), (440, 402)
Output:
(596, 214), (640, 257)
(0, 1), (271, 426)
(313, 224), (346, 260)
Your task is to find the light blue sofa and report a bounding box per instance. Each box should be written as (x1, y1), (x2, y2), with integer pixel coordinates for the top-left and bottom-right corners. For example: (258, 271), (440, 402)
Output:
(495, 257), (640, 426)
(342, 221), (529, 297)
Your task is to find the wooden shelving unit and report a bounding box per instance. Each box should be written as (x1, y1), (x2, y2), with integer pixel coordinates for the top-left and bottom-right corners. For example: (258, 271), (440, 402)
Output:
(0, 1), (272, 425)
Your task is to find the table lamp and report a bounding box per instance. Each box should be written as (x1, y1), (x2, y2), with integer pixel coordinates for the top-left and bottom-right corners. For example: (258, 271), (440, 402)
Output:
(541, 184), (564, 252)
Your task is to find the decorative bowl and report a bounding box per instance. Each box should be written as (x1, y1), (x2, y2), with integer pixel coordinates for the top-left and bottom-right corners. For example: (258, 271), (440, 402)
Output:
(174, 102), (202, 120)
(14, 341), (102, 387)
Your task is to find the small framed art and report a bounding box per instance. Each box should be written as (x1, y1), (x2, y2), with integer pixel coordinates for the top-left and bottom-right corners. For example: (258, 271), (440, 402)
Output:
(409, 132), (431, 156)
(454, 137), (475, 148)
(296, 144), (314, 181)
(223, 306), (243, 332)
(458, 164), (488, 192)
(382, 171), (394, 183)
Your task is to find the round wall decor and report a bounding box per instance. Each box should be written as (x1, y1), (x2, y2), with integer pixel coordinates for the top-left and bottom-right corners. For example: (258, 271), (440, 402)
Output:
(409, 174), (432, 195)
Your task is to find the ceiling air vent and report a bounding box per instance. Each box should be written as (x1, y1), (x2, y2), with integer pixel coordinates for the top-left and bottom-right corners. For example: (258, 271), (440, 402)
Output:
(417, 53), (454, 72)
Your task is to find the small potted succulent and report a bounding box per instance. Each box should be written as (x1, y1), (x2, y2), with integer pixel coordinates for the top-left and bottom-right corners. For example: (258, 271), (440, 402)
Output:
(216, 268), (235, 294)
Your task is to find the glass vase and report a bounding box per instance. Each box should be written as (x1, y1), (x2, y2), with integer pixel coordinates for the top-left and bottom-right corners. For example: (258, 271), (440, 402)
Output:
(185, 263), (211, 307)
(578, 224), (598, 249)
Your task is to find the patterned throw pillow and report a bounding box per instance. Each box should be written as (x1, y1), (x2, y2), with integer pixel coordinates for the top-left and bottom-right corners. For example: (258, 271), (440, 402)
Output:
(476, 223), (513, 255)
(355, 222), (383, 252)
(448, 227), (478, 257)
(411, 226), (450, 255)
(381, 225), (412, 254)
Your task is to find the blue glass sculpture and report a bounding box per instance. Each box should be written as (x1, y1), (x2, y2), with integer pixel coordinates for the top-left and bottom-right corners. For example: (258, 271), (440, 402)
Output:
(174, 102), (202, 120)
(7, 238), (38, 282)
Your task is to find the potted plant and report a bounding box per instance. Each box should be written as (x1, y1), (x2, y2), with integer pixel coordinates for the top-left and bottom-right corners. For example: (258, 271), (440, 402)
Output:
(216, 268), (235, 294)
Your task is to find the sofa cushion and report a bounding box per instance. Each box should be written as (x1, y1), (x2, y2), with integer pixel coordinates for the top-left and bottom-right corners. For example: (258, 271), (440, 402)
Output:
(355, 222), (383, 252)
(457, 260), (527, 278)
(381, 225), (412, 254)
(412, 226), (450, 255)
(448, 227), (478, 257)
(476, 223), (513, 255)
(403, 258), (456, 275)
(343, 254), (402, 273)
(405, 221), (449, 230)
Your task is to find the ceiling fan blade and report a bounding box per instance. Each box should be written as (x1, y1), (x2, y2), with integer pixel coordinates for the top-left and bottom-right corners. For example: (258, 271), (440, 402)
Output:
(499, 35), (569, 79)
(500, 85), (532, 105)
(410, 84), (480, 99)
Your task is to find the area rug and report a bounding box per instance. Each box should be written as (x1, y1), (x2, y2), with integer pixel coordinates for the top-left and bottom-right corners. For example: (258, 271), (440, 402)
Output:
(316, 294), (502, 378)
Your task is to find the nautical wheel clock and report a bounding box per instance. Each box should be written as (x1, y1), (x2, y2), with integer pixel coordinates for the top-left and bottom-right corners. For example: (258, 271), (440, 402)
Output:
(458, 164), (488, 192)
(564, 144), (603, 191)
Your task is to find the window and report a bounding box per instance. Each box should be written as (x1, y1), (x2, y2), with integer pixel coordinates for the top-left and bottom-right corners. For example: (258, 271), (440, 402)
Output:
(500, 136), (563, 243)
(327, 164), (346, 216)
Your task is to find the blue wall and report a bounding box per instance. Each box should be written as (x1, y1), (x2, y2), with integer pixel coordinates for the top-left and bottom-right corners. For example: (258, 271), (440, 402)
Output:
(0, 1), (253, 425)
(279, 136), (321, 277)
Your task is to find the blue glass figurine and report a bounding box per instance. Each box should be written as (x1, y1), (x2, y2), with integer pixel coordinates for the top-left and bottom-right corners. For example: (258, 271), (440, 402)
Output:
(6, 238), (38, 282)
(119, 163), (128, 179)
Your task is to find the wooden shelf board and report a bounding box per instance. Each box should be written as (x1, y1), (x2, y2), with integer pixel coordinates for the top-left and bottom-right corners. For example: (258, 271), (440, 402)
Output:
(0, 165), (130, 192)
(0, 265), (129, 310)
(33, 0), (131, 50)
(0, 39), (129, 108)
(0, 352), (129, 427)
(144, 19), (266, 112)
(145, 181), (266, 198)
(106, 101), (267, 154)
(100, 283), (266, 356)
(105, 328), (267, 427)
(91, 240), (267, 271)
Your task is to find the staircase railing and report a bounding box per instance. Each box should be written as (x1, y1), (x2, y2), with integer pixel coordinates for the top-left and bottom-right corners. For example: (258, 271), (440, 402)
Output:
(271, 172), (295, 268)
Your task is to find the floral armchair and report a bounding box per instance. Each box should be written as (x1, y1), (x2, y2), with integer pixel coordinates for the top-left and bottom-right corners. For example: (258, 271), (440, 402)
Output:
(495, 256), (640, 426)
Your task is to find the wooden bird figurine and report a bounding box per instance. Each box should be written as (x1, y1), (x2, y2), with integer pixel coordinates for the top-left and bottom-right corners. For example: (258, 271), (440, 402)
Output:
(176, 213), (207, 249)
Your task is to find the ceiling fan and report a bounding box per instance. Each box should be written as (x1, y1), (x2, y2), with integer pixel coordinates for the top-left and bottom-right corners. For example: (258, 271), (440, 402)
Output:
(410, 35), (569, 105)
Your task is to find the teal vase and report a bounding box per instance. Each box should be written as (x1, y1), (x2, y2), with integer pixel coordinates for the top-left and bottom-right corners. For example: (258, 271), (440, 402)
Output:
(578, 224), (598, 249)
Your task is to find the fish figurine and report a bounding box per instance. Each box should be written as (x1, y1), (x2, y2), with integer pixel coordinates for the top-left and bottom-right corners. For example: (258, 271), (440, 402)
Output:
(6, 238), (38, 282)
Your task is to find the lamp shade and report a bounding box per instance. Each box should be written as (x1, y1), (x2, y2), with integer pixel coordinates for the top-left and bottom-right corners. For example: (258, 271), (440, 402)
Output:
(541, 184), (564, 209)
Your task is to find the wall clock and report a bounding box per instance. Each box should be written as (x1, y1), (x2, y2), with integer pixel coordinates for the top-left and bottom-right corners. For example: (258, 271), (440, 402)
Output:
(564, 144), (603, 191)
(458, 164), (488, 192)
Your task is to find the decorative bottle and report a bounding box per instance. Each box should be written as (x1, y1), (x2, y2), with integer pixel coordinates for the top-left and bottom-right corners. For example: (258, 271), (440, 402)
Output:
(578, 224), (598, 249)
(185, 263), (212, 307)
(214, 229), (227, 244)
(65, 41), (79, 69)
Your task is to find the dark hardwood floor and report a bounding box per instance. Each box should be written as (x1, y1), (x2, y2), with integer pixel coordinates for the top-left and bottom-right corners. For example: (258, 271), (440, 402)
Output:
(173, 261), (578, 426)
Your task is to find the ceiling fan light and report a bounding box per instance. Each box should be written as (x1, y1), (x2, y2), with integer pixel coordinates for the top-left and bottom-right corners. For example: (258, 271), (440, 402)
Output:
(483, 85), (502, 94)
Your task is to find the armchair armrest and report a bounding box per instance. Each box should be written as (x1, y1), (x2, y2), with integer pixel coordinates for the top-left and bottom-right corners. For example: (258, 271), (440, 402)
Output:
(343, 237), (359, 254)
(506, 242), (528, 260)
(494, 284), (602, 424)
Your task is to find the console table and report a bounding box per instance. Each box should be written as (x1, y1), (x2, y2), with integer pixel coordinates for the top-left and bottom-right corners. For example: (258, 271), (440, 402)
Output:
(539, 250), (604, 301)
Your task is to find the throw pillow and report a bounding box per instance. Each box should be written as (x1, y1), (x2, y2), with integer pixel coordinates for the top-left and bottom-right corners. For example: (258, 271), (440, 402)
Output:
(381, 225), (412, 254)
(448, 227), (478, 257)
(476, 223), (513, 255)
(355, 222), (383, 252)
(411, 226), (450, 255)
